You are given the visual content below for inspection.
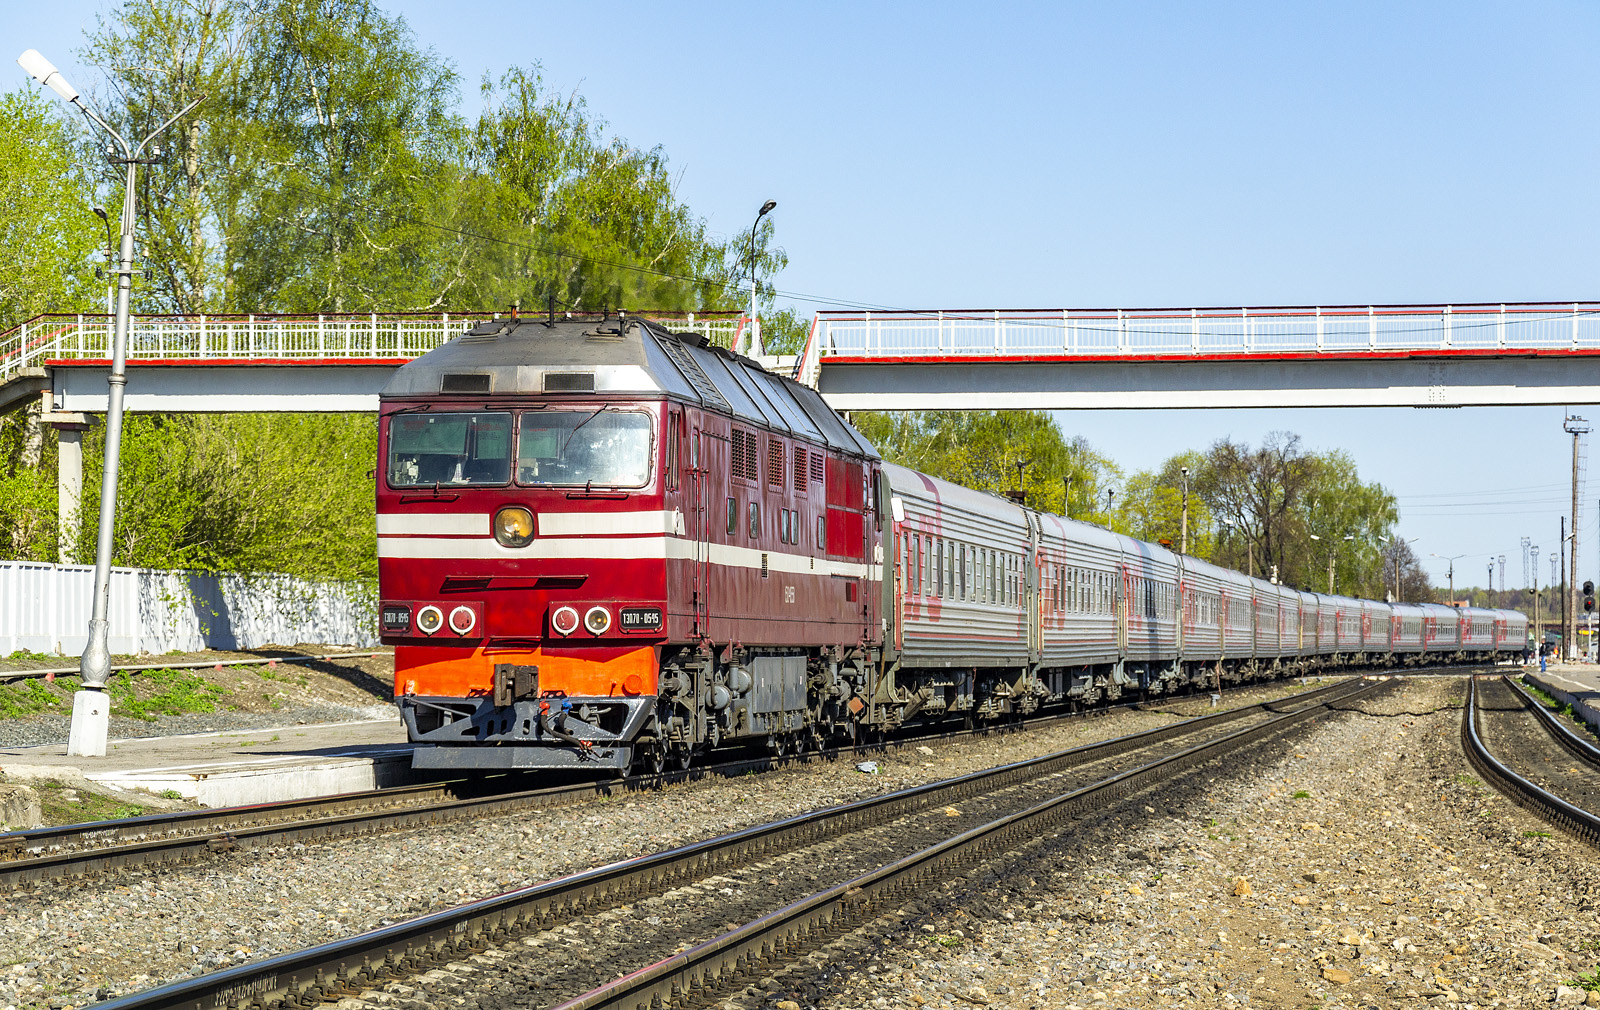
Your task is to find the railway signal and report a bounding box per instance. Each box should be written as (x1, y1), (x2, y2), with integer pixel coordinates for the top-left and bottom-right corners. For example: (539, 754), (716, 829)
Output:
(1585, 580), (1595, 613)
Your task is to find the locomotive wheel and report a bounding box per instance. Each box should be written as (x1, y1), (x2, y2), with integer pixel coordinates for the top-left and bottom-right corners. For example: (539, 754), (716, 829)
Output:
(767, 734), (788, 759)
(635, 741), (666, 777)
(667, 744), (692, 772)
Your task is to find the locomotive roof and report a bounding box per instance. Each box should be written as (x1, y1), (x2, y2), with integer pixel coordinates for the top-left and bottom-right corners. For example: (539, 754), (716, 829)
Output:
(381, 315), (878, 459)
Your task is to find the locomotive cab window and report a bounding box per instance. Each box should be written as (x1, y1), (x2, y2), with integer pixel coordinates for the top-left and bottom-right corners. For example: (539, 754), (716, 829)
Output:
(387, 412), (512, 487)
(516, 409), (653, 487)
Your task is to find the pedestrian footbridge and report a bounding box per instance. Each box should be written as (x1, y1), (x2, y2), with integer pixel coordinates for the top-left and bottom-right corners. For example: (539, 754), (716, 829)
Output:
(6, 303), (1600, 418)
(796, 302), (1600, 410)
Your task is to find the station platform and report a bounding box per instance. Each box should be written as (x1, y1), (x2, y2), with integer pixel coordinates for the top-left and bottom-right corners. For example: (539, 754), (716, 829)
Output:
(0, 717), (418, 808)
(1522, 664), (1600, 739)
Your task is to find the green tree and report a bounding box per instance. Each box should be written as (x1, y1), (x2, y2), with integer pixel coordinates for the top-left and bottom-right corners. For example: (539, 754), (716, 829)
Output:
(227, 0), (464, 312)
(0, 88), (100, 323)
(458, 66), (776, 315)
(1192, 432), (1397, 594)
(72, 413), (377, 580)
(853, 411), (1121, 522)
(1115, 451), (1212, 555)
(80, 0), (258, 313)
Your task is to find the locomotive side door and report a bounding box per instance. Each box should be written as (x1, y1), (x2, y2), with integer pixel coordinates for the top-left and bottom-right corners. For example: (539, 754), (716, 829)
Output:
(689, 427), (722, 637)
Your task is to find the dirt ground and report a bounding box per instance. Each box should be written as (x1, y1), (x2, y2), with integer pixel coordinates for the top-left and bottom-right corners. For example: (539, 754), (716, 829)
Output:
(0, 647), (395, 719)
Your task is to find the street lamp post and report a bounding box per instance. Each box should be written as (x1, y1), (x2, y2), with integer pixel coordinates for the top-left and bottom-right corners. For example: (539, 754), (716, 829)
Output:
(1430, 552), (1467, 606)
(1310, 532), (1354, 594)
(18, 49), (202, 758)
(1532, 545), (1542, 647)
(747, 199), (776, 357)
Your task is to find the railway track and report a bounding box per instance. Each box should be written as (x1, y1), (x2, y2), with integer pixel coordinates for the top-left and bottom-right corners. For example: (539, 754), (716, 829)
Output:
(1462, 676), (1600, 848)
(0, 677), (1360, 887)
(88, 675), (1385, 1010)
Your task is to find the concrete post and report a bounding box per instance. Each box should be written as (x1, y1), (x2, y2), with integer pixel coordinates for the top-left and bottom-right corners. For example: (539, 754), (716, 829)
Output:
(53, 421), (86, 563)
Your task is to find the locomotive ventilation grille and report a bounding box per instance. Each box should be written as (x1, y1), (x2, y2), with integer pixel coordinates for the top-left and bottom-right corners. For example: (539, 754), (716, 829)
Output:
(543, 371), (596, 392)
(440, 373), (491, 393)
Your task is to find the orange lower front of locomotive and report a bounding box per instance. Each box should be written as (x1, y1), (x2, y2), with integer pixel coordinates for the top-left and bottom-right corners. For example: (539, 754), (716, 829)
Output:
(396, 643), (661, 771)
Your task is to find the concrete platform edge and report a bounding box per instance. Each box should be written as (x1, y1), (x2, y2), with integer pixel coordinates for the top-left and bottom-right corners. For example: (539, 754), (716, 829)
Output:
(1521, 671), (1600, 737)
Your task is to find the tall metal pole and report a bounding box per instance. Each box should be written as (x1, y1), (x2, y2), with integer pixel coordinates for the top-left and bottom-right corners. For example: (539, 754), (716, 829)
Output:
(1565, 416), (1588, 659)
(1532, 547), (1541, 647)
(16, 49), (202, 758)
(78, 156), (139, 695)
(747, 200), (776, 357)
(1179, 467), (1190, 555)
(1561, 515), (1568, 659)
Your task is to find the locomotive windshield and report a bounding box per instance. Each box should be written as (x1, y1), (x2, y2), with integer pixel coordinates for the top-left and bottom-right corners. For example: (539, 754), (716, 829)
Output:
(517, 409), (652, 487)
(387, 412), (512, 487)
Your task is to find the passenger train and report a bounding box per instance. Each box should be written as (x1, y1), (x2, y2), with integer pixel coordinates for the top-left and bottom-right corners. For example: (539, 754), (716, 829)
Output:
(374, 314), (1528, 773)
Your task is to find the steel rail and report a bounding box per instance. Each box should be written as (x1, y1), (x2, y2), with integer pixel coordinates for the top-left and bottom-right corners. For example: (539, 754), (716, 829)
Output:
(547, 678), (1390, 1010)
(82, 678), (1378, 1010)
(1503, 676), (1600, 769)
(1461, 677), (1600, 848)
(0, 677), (1359, 884)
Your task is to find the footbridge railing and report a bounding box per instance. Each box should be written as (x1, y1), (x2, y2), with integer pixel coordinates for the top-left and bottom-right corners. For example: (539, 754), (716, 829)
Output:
(795, 302), (1600, 387)
(0, 311), (745, 384)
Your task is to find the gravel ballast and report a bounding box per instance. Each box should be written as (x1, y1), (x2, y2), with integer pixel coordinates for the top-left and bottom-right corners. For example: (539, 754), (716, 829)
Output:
(0, 679), (1330, 1010)
(756, 676), (1600, 1010)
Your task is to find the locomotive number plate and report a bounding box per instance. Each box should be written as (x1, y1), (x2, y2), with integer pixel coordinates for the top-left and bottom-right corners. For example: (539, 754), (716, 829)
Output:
(381, 605), (411, 634)
(619, 606), (664, 632)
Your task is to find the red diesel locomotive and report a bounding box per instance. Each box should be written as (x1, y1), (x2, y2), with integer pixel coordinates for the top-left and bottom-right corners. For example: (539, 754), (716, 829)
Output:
(377, 314), (1528, 774)
(378, 314), (886, 772)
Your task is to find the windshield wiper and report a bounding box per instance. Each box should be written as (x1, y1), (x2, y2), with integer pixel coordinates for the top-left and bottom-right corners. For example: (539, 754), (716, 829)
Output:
(558, 405), (607, 454)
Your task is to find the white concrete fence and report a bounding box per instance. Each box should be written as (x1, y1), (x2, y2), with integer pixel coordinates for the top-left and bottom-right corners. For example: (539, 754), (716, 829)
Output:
(0, 560), (377, 657)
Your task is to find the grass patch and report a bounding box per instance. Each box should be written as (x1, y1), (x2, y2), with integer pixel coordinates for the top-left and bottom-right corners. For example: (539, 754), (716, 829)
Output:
(1292, 790), (1312, 799)
(1573, 968), (1600, 992)
(159, 789), (183, 800)
(33, 780), (145, 826)
(1452, 774), (1481, 787)
(0, 679), (66, 719)
(1523, 830), (1551, 838)
(2, 650), (59, 663)
(107, 668), (226, 721)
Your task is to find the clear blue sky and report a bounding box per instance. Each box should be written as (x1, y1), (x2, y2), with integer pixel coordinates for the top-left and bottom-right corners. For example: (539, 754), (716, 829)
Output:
(9, 2), (1600, 592)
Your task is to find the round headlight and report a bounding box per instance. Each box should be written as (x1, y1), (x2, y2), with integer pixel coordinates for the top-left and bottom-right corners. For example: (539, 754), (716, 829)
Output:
(416, 605), (444, 635)
(584, 606), (612, 636)
(448, 605), (477, 636)
(551, 605), (580, 637)
(494, 506), (535, 547)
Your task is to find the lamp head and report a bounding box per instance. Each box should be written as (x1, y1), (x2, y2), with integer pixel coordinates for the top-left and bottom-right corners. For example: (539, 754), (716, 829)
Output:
(93, 205), (107, 222)
(17, 50), (78, 103)
(758, 199), (777, 217)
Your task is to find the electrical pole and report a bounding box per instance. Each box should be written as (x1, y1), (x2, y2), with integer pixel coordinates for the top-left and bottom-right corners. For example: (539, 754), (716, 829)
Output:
(1180, 466), (1190, 555)
(1561, 515), (1567, 658)
(1565, 416), (1589, 660)
(1532, 546), (1542, 647)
